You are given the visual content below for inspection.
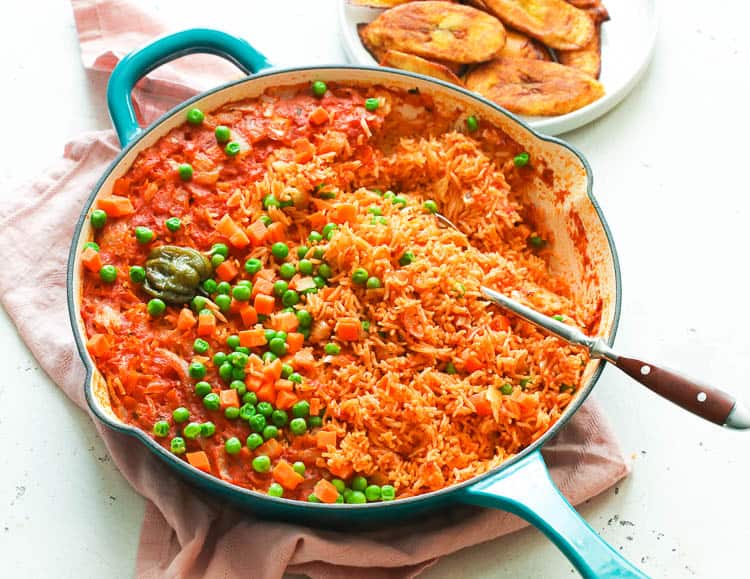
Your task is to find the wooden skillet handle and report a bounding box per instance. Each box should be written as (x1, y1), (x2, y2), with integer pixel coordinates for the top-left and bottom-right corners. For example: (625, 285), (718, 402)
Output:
(614, 356), (737, 425)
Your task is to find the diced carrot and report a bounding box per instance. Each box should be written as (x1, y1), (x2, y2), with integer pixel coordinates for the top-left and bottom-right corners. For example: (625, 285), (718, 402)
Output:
(313, 479), (340, 504)
(309, 106), (329, 126)
(239, 305), (258, 327)
(316, 430), (337, 449)
(254, 294), (275, 315)
(308, 211), (328, 230)
(176, 308), (196, 330)
(97, 196), (135, 217)
(217, 214), (241, 237)
(86, 333), (111, 357)
(332, 203), (357, 224)
(309, 397), (321, 417)
(193, 171), (220, 186)
(227, 190), (243, 208)
(112, 177), (131, 196)
(122, 395), (138, 411)
(229, 230), (250, 248)
(246, 220), (268, 245)
(273, 459), (305, 490)
(274, 311), (299, 332)
(245, 375), (263, 392)
(197, 311), (216, 336)
(275, 380), (295, 393)
(215, 260), (239, 282)
(220, 389), (240, 409)
(464, 354), (484, 373)
(265, 222), (285, 243)
(263, 358), (283, 382)
(335, 320), (359, 341)
(166, 389), (179, 405)
(229, 299), (243, 314)
(252, 278), (274, 297)
(491, 315), (511, 332)
(260, 438), (283, 459)
(470, 392), (492, 417)
(257, 382), (277, 404)
(275, 390), (298, 410)
(286, 332), (304, 354)
(293, 349), (315, 370)
(186, 451), (211, 472)
(239, 328), (267, 348)
(81, 247), (102, 272)
(293, 138), (316, 163)
(327, 458), (353, 479)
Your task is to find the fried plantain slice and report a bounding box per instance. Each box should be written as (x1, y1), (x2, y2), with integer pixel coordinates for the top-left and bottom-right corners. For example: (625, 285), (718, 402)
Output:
(557, 23), (601, 79)
(465, 56), (604, 115)
(349, 0), (453, 7)
(358, 22), (388, 62)
(379, 49), (464, 84)
(360, 1), (506, 63)
(566, 0), (610, 24)
(500, 29), (552, 60)
(481, 0), (594, 50)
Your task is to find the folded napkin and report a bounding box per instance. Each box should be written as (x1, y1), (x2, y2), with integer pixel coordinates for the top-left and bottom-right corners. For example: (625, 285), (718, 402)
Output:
(0, 1), (629, 576)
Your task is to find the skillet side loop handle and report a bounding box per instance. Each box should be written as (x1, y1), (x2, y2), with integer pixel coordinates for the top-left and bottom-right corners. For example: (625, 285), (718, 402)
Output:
(459, 451), (647, 579)
(107, 28), (273, 147)
(613, 356), (750, 429)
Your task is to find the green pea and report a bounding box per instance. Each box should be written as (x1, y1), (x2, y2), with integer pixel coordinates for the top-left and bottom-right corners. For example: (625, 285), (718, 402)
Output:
(296, 309), (312, 329)
(423, 200), (438, 214)
(296, 246), (309, 260)
(237, 280), (252, 288)
(351, 476), (367, 492)
(218, 361), (233, 381)
(186, 108), (204, 125)
(514, 151), (530, 167)
(307, 493), (321, 503)
(183, 422), (202, 439)
(381, 485), (396, 501)
(399, 251), (415, 266)
(331, 479), (346, 494)
(312, 80), (327, 97)
(279, 263), (296, 279)
(200, 422), (216, 437)
(239, 403), (257, 421)
(147, 298), (166, 317)
(170, 437), (186, 455)
(268, 482), (284, 497)
(308, 415), (323, 428)
(281, 290), (299, 307)
(308, 231), (323, 244)
(90, 209), (107, 229)
(466, 115), (479, 132)
(295, 259), (312, 276)
(346, 490), (367, 504)
(365, 485), (381, 502)
(192, 338), (209, 354)
(325, 343), (340, 355)
(292, 400), (310, 418)
(224, 406), (240, 420)
(366, 276), (381, 289)
(83, 241), (100, 252)
(231, 285), (250, 301)
(232, 366), (245, 381)
(165, 217), (181, 232)
(191, 296), (207, 312)
(318, 264), (333, 281)
(230, 380), (247, 397)
(552, 314), (565, 322)
(229, 351), (248, 369)
(271, 242), (289, 260)
(252, 455), (271, 473)
(262, 425), (279, 440)
(214, 125), (231, 143)
(289, 417), (307, 435)
(134, 226), (154, 244)
(215, 294), (231, 312)
(129, 266), (145, 283)
(249, 413), (267, 432)
(273, 280), (289, 296)
(194, 381), (211, 397)
(259, 215), (272, 227)
(352, 268), (368, 285)
(445, 361), (457, 375)
(255, 401), (272, 417)
(172, 407), (189, 423)
(322, 223), (337, 240)
(289, 372), (303, 385)
(210, 254), (225, 268)
(365, 97), (379, 111)
(215, 281), (231, 295)
(203, 392), (220, 410)
(202, 279), (217, 294)
(528, 235), (545, 249)
(225, 437), (242, 455)
(293, 461), (306, 475)
(262, 351), (277, 364)
(243, 391), (258, 406)
(99, 265), (117, 283)
(309, 276), (323, 290)
(189, 361), (206, 379)
(178, 163), (193, 182)
(244, 258), (263, 276)
(501, 383), (513, 395)
(361, 320), (371, 332)
(271, 409), (288, 428)
(153, 420), (170, 437)
(225, 142), (241, 157)
(246, 432), (263, 450)
(262, 194), (280, 210)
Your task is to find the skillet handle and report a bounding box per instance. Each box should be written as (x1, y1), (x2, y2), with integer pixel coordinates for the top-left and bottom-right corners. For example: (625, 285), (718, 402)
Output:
(459, 451), (647, 578)
(107, 28), (273, 146)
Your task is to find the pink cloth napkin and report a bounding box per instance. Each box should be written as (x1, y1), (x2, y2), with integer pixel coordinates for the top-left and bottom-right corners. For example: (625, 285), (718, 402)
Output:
(0, 2), (629, 577)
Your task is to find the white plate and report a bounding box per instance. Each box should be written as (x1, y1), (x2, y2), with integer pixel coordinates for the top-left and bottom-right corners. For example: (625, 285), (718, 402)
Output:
(337, 0), (658, 136)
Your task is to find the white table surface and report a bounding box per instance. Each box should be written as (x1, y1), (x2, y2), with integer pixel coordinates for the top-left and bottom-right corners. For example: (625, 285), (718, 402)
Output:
(1, 1), (748, 577)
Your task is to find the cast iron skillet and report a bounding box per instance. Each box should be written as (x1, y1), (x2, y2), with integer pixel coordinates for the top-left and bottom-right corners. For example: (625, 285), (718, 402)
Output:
(66, 29), (644, 578)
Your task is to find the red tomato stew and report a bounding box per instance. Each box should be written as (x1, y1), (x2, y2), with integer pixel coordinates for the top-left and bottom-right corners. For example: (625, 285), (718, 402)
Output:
(80, 82), (597, 503)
